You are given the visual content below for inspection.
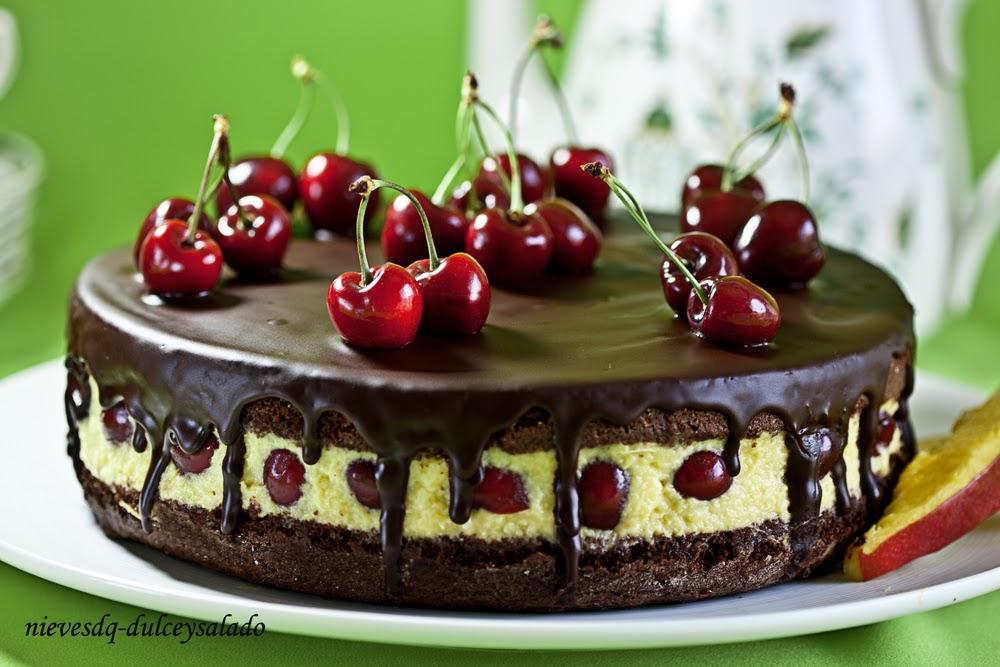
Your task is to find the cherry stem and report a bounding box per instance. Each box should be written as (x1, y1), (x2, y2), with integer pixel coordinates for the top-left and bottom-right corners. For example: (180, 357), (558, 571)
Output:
(582, 162), (708, 305)
(474, 98), (523, 213)
(470, 109), (512, 196)
(722, 82), (809, 203)
(731, 123), (784, 185)
(270, 56), (317, 158)
(187, 115), (228, 244)
(509, 17), (577, 144)
(216, 132), (253, 229)
(432, 103), (474, 207)
(349, 178), (374, 286)
(721, 116), (781, 192)
(786, 117), (810, 203)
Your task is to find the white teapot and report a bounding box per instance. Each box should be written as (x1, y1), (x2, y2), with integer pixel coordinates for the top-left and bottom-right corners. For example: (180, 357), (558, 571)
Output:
(471, 0), (1000, 334)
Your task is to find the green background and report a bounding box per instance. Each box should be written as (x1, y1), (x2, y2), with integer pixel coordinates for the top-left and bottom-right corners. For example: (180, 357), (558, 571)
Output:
(0, 0), (998, 664)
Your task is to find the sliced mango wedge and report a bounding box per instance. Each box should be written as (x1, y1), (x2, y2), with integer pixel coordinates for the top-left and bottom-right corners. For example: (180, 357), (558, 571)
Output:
(845, 391), (1000, 581)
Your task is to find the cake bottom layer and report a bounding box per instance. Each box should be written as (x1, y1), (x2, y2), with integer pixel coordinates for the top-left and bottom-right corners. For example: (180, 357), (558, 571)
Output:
(79, 465), (869, 611)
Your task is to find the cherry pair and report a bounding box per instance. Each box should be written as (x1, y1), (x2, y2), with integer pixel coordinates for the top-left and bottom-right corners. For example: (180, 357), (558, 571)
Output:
(137, 116), (293, 297)
(504, 16), (615, 219)
(328, 177), (491, 348)
(584, 162), (781, 347)
(219, 57), (378, 238)
(465, 73), (603, 283)
(680, 84), (824, 287)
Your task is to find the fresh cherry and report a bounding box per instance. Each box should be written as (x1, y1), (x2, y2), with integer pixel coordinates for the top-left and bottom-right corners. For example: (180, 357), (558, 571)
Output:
(345, 459), (380, 509)
(877, 411), (897, 451)
(682, 189), (763, 246)
(264, 448), (306, 506)
(138, 219), (223, 297)
(733, 199), (825, 286)
(578, 461), (629, 530)
(472, 467), (529, 514)
(673, 450), (732, 500)
(474, 153), (550, 208)
(101, 401), (132, 444)
(134, 198), (212, 266)
(680, 163), (765, 210)
(549, 146), (613, 218)
(215, 156), (297, 214)
(170, 434), (219, 475)
(381, 189), (467, 266)
(449, 180), (474, 214)
(526, 198), (602, 275)
(328, 264), (423, 348)
(687, 276), (781, 346)
(465, 208), (553, 285)
(215, 195), (291, 277)
(661, 232), (738, 314)
(299, 152), (379, 236)
(801, 427), (837, 477)
(407, 253), (490, 336)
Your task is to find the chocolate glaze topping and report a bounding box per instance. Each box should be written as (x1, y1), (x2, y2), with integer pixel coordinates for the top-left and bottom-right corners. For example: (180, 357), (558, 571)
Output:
(66, 214), (915, 605)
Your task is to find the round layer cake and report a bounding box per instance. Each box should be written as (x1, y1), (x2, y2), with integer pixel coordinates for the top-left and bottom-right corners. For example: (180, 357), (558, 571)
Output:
(65, 214), (915, 611)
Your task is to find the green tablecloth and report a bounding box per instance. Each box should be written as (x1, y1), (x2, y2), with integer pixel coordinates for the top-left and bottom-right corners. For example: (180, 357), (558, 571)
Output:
(1, 0), (999, 663)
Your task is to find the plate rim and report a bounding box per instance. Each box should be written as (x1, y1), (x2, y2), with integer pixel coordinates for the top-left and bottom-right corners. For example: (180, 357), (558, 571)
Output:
(0, 359), (997, 650)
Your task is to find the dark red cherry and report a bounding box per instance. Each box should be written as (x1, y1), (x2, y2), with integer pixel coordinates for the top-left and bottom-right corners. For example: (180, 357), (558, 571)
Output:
(681, 163), (765, 210)
(381, 189), (468, 266)
(215, 195), (291, 277)
(449, 179), (474, 214)
(134, 198), (212, 266)
(299, 152), (379, 236)
(407, 253), (490, 336)
(345, 459), (380, 509)
(801, 427), (837, 477)
(215, 155), (297, 214)
(673, 450), (732, 500)
(686, 276), (781, 346)
(578, 461), (629, 530)
(733, 199), (825, 286)
(661, 232), (738, 314)
(549, 146), (613, 218)
(464, 208), (553, 285)
(876, 411), (897, 452)
(101, 401), (132, 444)
(472, 467), (529, 514)
(526, 198), (602, 275)
(474, 153), (550, 208)
(170, 434), (219, 475)
(264, 448), (306, 506)
(138, 219), (223, 297)
(327, 263), (423, 348)
(682, 189), (762, 246)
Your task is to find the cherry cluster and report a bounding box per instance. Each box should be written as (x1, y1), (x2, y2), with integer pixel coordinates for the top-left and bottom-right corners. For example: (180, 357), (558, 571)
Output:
(328, 176), (491, 348)
(134, 58), (376, 297)
(136, 115), (292, 297)
(582, 84), (824, 348)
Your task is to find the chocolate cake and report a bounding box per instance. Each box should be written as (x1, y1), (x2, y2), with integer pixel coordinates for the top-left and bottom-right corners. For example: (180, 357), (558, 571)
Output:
(65, 214), (915, 611)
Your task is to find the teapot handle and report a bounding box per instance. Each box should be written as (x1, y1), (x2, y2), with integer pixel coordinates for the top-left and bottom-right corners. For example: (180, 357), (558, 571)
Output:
(949, 152), (1000, 310)
(918, 0), (967, 85)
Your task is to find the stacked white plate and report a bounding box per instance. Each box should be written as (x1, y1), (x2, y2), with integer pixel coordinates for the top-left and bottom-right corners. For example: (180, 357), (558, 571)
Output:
(0, 130), (41, 306)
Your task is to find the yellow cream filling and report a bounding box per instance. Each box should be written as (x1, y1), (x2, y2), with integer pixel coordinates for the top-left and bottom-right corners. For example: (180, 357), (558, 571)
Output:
(77, 379), (896, 542)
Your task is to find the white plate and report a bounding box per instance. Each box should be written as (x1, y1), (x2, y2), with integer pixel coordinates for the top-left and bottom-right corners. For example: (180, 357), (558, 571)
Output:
(0, 360), (994, 650)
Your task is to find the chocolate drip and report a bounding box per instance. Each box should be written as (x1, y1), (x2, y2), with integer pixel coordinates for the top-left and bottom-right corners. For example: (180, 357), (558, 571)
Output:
(64, 357), (90, 475)
(131, 425), (148, 453)
(220, 431), (245, 534)
(376, 456), (410, 596)
(65, 213), (915, 603)
(139, 434), (172, 533)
